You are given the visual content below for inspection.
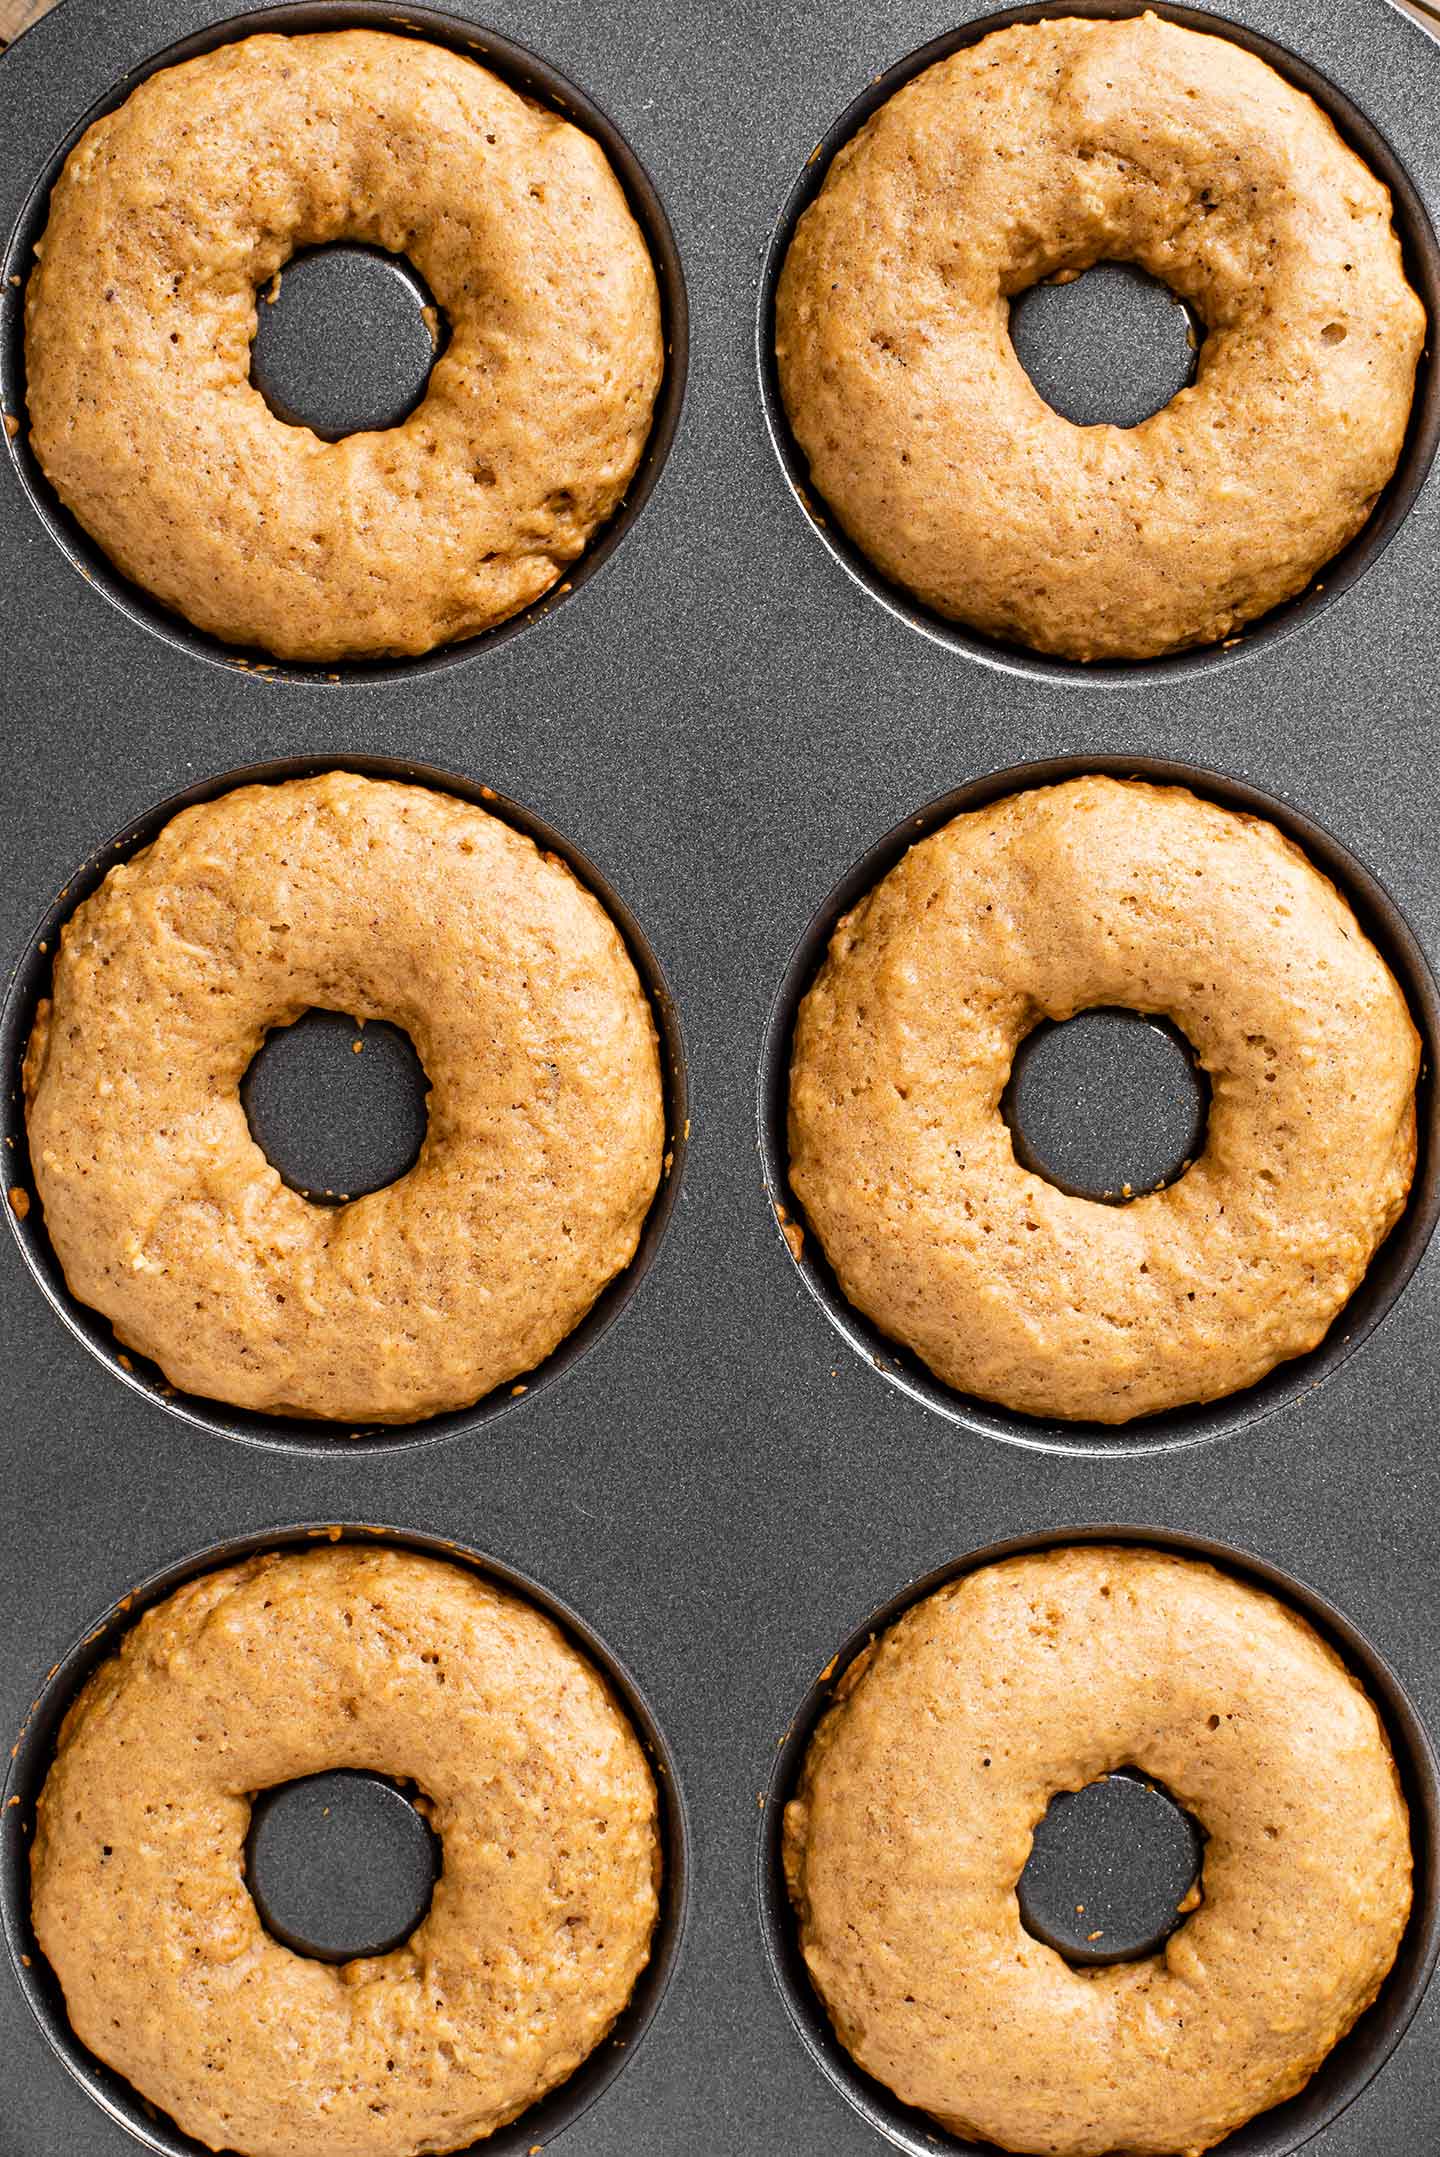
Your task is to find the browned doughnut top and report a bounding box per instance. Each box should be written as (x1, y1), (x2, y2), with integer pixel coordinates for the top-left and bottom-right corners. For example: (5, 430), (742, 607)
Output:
(23, 773), (665, 1423)
(776, 13), (1425, 660)
(788, 778), (1418, 1423)
(32, 1546), (661, 2156)
(24, 30), (663, 659)
(785, 1546), (1412, 2156)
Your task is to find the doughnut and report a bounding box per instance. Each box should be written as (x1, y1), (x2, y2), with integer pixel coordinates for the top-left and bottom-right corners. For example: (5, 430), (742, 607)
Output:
(775, 13), (1426, 661)
(23, 30), (663, 661)
(30, 1545), (661, 2157)
(22, 772), (665, 1423)
(784, 1544), (1412, 2157)
(787, 776), (1419, 1424)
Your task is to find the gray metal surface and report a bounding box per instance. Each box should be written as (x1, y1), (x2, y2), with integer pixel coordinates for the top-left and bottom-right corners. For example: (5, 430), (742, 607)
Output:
(244, 1770), (443, 1964)
(1, 1), (1439, 2153)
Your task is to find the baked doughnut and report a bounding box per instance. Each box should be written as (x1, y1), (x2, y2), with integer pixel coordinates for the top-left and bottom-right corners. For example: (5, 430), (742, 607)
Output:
(787, 777), (1418, 1424)
(24, 30), (663, 661)
(31, 1545), (661, 2157)
(784, 1544), (1412, 2157)
(22, 772), (665, 1423)
(775, 12), (1425, 661)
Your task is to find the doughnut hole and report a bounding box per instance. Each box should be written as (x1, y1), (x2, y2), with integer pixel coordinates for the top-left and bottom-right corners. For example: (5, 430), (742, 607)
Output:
(240, 1008), (431, 1203)
(1002, 1006), (1211, 1204)
(249, 243), (448, 442)
(1008, 261), (1200, 430)
(245, 1769), (442, 1962)
(1017, 1767), (1206, 1967)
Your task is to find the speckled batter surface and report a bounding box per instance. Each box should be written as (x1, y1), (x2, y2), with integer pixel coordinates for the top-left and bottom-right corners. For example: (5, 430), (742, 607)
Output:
(24, 29), (663, 660)
(31, 1545), (661, 2156)
(775, 12), (1425, 660)
(785, 1544), (1412, 2157)
(23, 772), (665, 1423)
(788, 777), (1418, 1424)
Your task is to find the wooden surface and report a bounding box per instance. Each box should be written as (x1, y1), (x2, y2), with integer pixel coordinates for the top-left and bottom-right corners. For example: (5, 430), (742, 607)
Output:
(0, 0), (53, 44)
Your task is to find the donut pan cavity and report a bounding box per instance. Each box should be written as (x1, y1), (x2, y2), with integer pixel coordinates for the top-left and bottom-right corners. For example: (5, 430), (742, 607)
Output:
(0, 0), (690, 687)
(0, 752), (690, 1457)
(758, 753), (1440, 1459)
(2, 0), (1440, 2153)
(758, 0), (1440, 689)
(0, 1523), (690, 2157)
(758, 1527), (1440, 2157)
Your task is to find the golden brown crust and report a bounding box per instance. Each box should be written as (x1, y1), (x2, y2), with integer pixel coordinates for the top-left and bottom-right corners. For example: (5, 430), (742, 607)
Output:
(25, 30), (663, 660)
(31, 1546), (661, 2157)
(775, 13), (1425, 660)
(786, 1546), (1412, 2157)
(788, 777), (1419, 1424)
(23, 773), (665, 1422)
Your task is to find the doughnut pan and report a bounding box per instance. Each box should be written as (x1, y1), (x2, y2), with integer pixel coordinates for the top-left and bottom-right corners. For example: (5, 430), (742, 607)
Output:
(1, 2), (1439, 2154)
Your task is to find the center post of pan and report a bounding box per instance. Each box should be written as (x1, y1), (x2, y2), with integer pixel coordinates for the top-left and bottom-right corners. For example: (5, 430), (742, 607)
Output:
(245, 1768), (441, 1963)
(1009, 262), (1200, 429)
(1018, 1768), (1206, 1967)
(250, 243), (445, 440)
(1003, 1006), (1210, 1203)
(240, 1008), (430, 1202)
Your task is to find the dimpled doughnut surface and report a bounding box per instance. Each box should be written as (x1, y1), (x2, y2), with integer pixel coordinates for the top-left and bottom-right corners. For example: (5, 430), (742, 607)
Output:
(24, 30), (663, 661)
(775, 13), (1426, 661)
(788, 777), (1419, 1424)
(785, 1544), (1412, 2157)
(30, 1545), (661, 2157)
(22, 772), (665, 1423)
